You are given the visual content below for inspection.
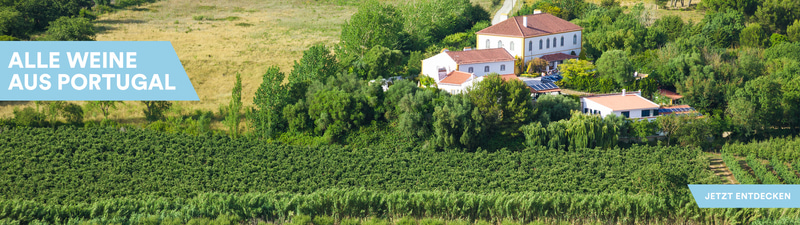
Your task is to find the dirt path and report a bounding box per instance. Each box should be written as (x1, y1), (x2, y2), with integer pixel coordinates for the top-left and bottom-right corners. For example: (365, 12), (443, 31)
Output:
(707, 152), (737, 184)
(492, 0), (516, 25)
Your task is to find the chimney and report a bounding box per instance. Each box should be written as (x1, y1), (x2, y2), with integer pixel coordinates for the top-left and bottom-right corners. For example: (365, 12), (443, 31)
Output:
(463, 47), (472, 51)
(523, 16), (528, 28)
(622, 89), (626, 96)
(534, 10), (542, 14)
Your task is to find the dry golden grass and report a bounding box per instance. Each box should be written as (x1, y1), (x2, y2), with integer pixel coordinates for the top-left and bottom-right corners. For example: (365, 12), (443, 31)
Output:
(0, 0), (498, 124)
(583, 0), (706, 23)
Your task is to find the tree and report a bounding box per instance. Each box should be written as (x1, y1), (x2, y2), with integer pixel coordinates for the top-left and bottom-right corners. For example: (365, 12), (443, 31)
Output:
(596, 50), (634, 86)
(558, 59), (596, 84)
(14, 0), (92, 30)
(336, 0), (404, 66)
(521, 122), (547, 147)
(357, 45), (404, 80)
(534, 94), (579, 124)
(700, 0), (760, 16)
(142, 101), (172, 122)
(701, 9), (745, 48)
(395, 89), (439, 139)
(727, 76), (783, 137)
(383, 79), (419, 120)
(526, 58), (548, 74)
(86, 101), (121, 119)
(0, 6), (30, 38)
(43, 16), (94, 41)
(631, 119), (657, 142)
(467, 74), (534, 135)
(308, 88), (366, 143)
(788, 19), (800, 42)
(769, 33), (789, 47)
(61, 102), (83, 124)
(739, 23), (767, 48)
(514, 56), (525, 75)
(225, 73), (242, 138)
(431, 94), (482, 149)
(288, 44), (338, 101)
(251, 66), (289, 138)
(656, 114), (681, 145)
(651, 15), (684, 42)
(754, 0), (800, 33)
(402, 0), (489, 50)
(677, 66), (726, 114)
(501, 79), (535, 134)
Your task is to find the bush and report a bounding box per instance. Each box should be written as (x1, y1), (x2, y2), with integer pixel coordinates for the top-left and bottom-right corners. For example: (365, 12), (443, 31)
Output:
(43, 16), (95, 41)
(12, 107), (46, 127)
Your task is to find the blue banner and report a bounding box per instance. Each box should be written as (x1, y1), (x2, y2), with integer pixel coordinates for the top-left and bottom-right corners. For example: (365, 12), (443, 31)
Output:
(0, 41), (199, 101)
(689, 185), (800, 208)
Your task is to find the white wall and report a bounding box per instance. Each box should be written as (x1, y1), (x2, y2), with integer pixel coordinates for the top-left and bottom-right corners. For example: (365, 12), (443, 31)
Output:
(421, 52), (457, 83)
(522, 31), (582, 63)
(438, 80), (474, 94)
(458, 60), (514, 77)
(476, 35), (523, 58)
(584, 98), (661, 119)
(581, 98), (613, 117)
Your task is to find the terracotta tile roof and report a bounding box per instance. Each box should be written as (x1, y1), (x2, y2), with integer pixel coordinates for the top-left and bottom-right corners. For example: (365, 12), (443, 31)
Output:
(540, 53), (578, 62)
(500, 74), (520, 82)
(476, 13), (583, 37)
(584, 94), (659, 111)
(439, 71), (474, 85)
(445, 48), (514, 65)
(658, 89), (683, 100)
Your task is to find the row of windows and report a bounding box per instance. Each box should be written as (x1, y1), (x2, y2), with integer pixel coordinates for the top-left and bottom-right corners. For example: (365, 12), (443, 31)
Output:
(485, 35), (578, 51)
(584, 109), (660, 118)
(467, 65), (506, 73)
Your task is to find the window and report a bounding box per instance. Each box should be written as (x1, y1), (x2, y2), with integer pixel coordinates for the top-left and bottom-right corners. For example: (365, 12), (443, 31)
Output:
(584, 108), (588, 113)
(539, 40), (542, 49)
(510, 42), (514, 51)
(500, 65), (506, 71)
(529, 41), (532, 51)
(468, 67), (473, 73)
(573, 34), (577, 45)
(621, 111), (630, 118)
(486, 39), (490, 48)
(498, 40), (503, 48)
(653, 109), (659, 116)
(546, 39), (550, 48)
(641, 109), (650, 117)
(484, 66), (489, 72)
(553, 37), (557, 47)
(561, 36), (564, 46)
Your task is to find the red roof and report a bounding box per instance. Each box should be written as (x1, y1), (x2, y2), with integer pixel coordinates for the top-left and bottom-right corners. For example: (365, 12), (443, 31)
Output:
(540, 53), (578, 62)
(439, 71), (474, 85)
(500, 74), (520, 82)
(659, 89), (683, 100)
(445, 48), (514, 65)
(476, 13), (583, 37)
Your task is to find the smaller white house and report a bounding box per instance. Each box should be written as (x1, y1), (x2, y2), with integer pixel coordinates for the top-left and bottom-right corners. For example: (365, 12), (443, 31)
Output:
(437, 71), (477, 94)
(421, 48), (515, 93)
(581, 90), (660, 119)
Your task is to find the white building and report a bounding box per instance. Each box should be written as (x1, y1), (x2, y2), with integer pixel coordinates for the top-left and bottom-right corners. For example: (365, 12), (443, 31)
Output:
(421, 48), (515, 94)
(581, 91), (660, 119)
(476, 12), (582, 68)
